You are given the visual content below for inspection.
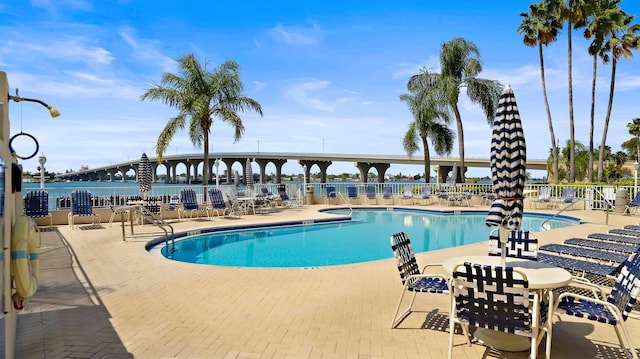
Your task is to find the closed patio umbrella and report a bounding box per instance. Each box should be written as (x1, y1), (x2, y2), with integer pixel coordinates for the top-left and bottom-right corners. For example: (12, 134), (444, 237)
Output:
(245, 158), (254, 193)
(138, 152), (153, 198)
(485, 85), (526, 263)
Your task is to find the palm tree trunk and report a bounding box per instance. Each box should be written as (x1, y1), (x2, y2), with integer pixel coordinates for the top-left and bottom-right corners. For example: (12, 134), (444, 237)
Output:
(589, 55), (597, 182)
(422, 136), (431, 183)
(452, 103), (465, 183)
(568, 16), (576, 182)
(539, 43), (558, 183)
(598, 58), (617, 180)
(203, 133), (209, 202)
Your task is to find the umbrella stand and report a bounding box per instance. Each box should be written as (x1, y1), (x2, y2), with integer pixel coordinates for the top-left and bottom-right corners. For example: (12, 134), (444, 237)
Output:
(499, 217), (511, 267)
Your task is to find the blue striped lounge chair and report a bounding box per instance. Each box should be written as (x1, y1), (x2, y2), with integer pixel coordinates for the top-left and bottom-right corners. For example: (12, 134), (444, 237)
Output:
(553, 187), (576, 208)
(347, 186), (359, 205)
(533, 187), (552, 209)
(538, 253), (620, 278)
(178, 189), (210, 221)
(539, 243), (629, 264)
(554, 252), (640, 359)
(610, 228), (640, 238)
(325, 186), (337, 205)
(365, 185), (377, 205)
(563, 238), (639, 254)
(208, 188), (233, 217)
(24, 190), (52, 227)
(68, 190), (100, 229)
(624, 192), (640, 215)
(588, 232), (640, 246)
(400, 185), (415, 205)
(382, 185), (393, 204)
(389, 232), (448, 328)
(418, 185), (433, 205)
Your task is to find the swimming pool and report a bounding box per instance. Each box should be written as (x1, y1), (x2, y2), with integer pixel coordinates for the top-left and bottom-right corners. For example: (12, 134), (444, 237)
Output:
(153, 208), (580, 268)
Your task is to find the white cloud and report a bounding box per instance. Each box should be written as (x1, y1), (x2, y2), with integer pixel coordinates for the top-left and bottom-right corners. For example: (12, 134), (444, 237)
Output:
(265, 22), (321, 46)
(285, 79), (335, 112)
(119, 27), (176, 72)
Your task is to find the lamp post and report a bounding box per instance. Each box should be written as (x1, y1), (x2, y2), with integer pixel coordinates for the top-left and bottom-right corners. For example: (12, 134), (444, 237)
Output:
(38, 152), (46, 189)
(214, 159), (220, 188)
(434, 164), (440, 185)
(634, 161), (638, 196)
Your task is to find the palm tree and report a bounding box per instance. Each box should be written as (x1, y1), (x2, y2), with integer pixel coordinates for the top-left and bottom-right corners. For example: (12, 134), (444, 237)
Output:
(400, 70), (455, 183)
(141, 54), (263, 201)
(408, 38), (502, 183)
(518, 0), (563, 183)
(596, 11), (640, 180)
(627, 117), (640, 161)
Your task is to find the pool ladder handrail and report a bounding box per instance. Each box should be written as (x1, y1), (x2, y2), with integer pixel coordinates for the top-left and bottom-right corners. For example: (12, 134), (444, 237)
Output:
(336, 191), (353, 215)
(119, 205), (175, 254)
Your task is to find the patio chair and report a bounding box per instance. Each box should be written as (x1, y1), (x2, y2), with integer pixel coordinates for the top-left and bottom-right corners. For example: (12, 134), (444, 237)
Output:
(624, 192), (640, 215)
(533, 187), (552, 209)
(553, 187), (576, 208)
(487, 229), (538, 260)
(24, 190), (52, 227)
(108, 201), (130, 227)
(325, 186), (337, 205)
(553, 252), (640, 359)
(400, 185), (415, 205)
(347, 186), (359, 205)
(365, 185), (377, 205)
(208, 188), (234, 218)
(178, 189), (210, 221)
(382, 185), (393, 204)
(448, 262), (551, 359)
(68, 190), (101, 229)
(389, 232), (449, 328)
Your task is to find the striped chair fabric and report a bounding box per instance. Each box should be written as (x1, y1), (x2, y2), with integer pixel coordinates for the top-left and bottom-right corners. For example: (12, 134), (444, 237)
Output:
(488, 229), (538, 260)
(24, 190), (52, 227)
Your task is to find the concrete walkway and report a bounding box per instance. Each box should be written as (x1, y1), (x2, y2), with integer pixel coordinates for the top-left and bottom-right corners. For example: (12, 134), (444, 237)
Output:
(8, 204), (640, 358)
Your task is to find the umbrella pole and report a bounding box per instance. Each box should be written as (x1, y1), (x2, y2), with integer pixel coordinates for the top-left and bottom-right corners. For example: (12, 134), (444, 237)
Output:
(499, 224), (509, 267)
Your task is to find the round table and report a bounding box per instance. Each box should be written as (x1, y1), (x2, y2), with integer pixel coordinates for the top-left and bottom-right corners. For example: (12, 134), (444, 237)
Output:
(442, 255), (572, 352)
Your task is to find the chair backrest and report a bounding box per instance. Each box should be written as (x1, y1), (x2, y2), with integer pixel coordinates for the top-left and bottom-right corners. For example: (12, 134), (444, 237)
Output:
(629, 192), (640, 207)
(71, 190), (94, 216)
(608, 252), (640, 321)
(488, 229), (538, 260)
(383, 185), (393, 199)
(261, 187), (271, 195)
(326, 186), (337, 199)
(451, 262), (531, 334)
(390, 232), (421, 285)
(561, 187), (575, 203)
(168, 195), (180, 210)
(279, 191), (289, 200)
(403, 185), (413, 197)
(180, 189), (199, 210)
(24, 190), (49, 216)
(366, 185), (376, 199)
(208, 189), (227, 209)
(347, 186), (358, 199)
(421, 186), (431, 199)
(538, 187), (551, 201)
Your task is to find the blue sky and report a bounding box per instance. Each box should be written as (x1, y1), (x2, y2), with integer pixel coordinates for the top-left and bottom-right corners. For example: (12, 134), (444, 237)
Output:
(1, 0), (640, 179)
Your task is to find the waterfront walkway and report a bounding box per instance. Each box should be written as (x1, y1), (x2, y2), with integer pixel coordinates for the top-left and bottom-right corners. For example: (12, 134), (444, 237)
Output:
(9, 204), (640, 358)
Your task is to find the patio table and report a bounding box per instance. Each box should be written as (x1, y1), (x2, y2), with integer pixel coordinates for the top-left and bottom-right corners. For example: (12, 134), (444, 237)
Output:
(442, 255), (572, 352)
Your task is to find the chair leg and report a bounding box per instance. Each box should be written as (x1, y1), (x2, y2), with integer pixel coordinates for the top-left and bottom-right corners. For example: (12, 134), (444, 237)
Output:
(391, 286), (414, 328)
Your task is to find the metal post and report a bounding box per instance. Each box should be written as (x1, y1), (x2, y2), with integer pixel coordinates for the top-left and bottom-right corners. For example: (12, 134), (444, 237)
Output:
(38, 153), (47, 189)
(214, 159), (220, 188)
(634, 161), (638, 196)
(434, 164), (440, 185)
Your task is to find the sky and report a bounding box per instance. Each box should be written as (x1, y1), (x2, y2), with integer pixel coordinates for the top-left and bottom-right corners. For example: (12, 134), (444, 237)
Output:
(1, 0), (640, 179)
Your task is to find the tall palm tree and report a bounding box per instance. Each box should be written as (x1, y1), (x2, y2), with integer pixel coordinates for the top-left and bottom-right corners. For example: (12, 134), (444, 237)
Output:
(518, 0), (563, 183)
(141, 54), (263, 201)
(596, 12), (640, 180)
(400, 70), (455, 183)
(408, 38), (502, 183)
(627, 117), (640, 161)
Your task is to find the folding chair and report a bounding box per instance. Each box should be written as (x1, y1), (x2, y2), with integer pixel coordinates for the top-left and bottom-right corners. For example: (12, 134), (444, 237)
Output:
(68, 190), (100, 229)
(24, 190), (52, 227)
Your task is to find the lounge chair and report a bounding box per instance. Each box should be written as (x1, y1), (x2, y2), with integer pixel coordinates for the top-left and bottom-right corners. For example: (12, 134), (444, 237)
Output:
(538, 253), (620, 277)
(108, 201), (130, 226)
(178, 189), (210, 220)
(68, 190), (101, 229)
(624, 224), (640, 231)
(553, 187), (576, 208)
(382, 185), (393, 204)
(325, 186), (337, 205)
(553, 252), (640, 359)
(448, 262), (551, 359)
(365, 185), (377, 205)
(207, 189), (235, 217)
(588, 232), (640, 246)
(610, 228), (640, 238)
(389, 232), (449, 328)
(400, 185), (415, 205)
(418, 185), (433, 205)
(564, 238), (638, 254)
(624, 192), (640, 215)
(347, 186), (359, 205)
(487, 229), (538, 260)
(533, 187), (552, 209)
(539, 243), (628, 264)
(24, 190), (52, 227)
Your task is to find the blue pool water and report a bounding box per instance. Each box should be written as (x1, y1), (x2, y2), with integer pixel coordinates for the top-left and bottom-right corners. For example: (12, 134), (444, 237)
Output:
(160, 208), (580, 268)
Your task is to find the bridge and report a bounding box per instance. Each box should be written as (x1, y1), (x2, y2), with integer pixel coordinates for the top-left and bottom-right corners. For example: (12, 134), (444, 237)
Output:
(54, 152), (548, 184)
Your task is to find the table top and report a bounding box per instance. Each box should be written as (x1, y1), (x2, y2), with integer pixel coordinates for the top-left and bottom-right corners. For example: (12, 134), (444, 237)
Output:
(442, 255), (572, 290)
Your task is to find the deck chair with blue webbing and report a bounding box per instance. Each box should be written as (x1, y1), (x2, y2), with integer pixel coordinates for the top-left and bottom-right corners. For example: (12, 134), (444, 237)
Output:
(624, 192), (640, 215)
(178, 189), (210, 220)
(24, 190), (52, 227)
(68, 190), (100, 229)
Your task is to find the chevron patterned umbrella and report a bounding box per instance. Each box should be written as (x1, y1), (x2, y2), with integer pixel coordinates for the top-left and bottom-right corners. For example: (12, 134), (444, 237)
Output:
(485, 85), (526, 231)
(245, 158), (254, 192)
(138, 152), (153, 198)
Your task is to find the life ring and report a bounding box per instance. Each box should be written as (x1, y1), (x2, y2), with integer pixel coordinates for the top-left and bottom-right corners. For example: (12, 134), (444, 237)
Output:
(11, 215), (39, 309)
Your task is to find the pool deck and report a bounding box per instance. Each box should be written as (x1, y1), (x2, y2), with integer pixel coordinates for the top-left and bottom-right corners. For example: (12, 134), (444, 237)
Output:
(10, 203), (640, 358)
